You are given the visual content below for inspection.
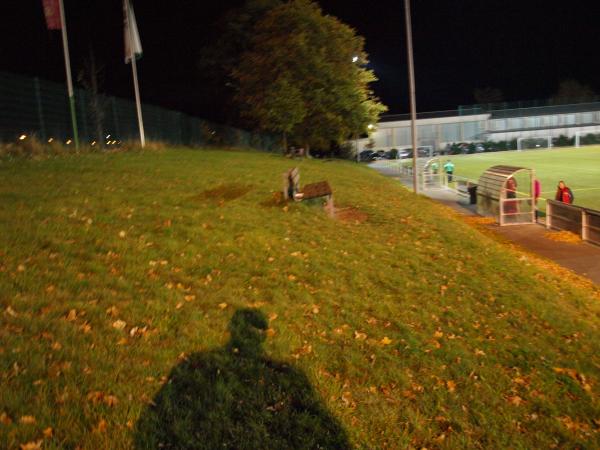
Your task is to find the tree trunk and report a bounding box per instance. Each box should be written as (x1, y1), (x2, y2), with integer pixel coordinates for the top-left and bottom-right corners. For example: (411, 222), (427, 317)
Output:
(304, 142), (310, 158)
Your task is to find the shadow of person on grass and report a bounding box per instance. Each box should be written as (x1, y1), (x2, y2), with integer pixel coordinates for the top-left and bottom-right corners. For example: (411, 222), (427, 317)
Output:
(134, 308), (351, 449)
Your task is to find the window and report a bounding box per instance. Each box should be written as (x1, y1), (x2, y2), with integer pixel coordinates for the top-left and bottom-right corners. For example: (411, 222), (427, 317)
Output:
(442, 123), (460, 141)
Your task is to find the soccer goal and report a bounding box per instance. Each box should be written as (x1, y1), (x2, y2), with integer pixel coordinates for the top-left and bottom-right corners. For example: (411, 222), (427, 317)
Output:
(517, 136), (552, 151)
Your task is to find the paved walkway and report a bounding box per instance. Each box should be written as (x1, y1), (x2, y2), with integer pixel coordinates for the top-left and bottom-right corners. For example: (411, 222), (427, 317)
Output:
(370, 162), (600, 285)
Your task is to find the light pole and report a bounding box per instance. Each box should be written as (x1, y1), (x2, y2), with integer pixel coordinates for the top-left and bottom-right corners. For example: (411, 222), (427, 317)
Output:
(404, 0), (418, 193)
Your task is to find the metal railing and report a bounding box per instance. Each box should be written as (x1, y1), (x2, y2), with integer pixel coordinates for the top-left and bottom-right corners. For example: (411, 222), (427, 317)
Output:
(546, 200), (600, 246)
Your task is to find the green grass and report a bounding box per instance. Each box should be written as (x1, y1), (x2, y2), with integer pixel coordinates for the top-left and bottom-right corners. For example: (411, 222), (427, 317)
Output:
(1, 148), (600, 449)
(448, 146), (600, 210)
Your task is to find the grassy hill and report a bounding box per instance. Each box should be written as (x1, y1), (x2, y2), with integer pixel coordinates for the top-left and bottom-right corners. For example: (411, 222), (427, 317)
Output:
(1, 148), (599, 449)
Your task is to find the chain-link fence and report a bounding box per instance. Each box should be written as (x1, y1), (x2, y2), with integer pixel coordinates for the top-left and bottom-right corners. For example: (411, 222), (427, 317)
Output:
(0, 71), (278, 151)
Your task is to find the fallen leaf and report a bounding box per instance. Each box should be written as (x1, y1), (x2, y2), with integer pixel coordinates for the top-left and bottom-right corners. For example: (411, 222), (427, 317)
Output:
(94, 418), (107, 433)
(17, 264), (26, 272)
(268, 312), (278, 322)
(104, 395), (119, 407)
(380, 337), (393, 345)
(0, 412), (12, 425)
(19, 415), (36, 424)
(43, 427), (53, 438)
(446, 380), (456, 393)
(5, 306), (17, 317)
(66, 309), (77, 321)
(118, 230), (126, 238)
(433, 330), (444, 339)
(354, 331), (367, 341)
(507, 395), (524, 406)
(184, 295), (195, 302)
(19, 441), (42, 450)
(112, 320), (127, 330)
(87, 391), (104, 404)
(218, 303), (228, 310)
(474, 349), (486, 357)
(266, 328), (276, 337)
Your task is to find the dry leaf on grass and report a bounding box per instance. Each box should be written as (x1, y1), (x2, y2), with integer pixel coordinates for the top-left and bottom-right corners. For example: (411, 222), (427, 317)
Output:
(112, 320), (126, 330)
(0, 412), (12, 425)
(19, 415), (36, 424)
(507, 395), (524, 406)
(354, 331), (367, 341)
(19, 441), (42, 450)
(94, 418), (107, 433)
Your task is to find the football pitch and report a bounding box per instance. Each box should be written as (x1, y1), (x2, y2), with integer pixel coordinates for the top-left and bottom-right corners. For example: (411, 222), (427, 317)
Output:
(446, 146), (600, 211)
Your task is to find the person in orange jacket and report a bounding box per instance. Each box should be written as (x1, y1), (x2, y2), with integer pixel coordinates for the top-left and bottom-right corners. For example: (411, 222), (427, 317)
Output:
(555, 180), (574, 204)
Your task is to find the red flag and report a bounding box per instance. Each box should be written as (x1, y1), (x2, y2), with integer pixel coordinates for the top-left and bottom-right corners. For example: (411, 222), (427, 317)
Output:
(42, 0), (62, 30)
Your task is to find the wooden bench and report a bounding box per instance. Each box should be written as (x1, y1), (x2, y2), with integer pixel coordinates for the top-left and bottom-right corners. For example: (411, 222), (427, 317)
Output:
(282, 168), (334, 217)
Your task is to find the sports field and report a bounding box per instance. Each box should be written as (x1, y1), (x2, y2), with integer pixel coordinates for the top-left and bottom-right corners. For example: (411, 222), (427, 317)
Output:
(448, 146), (600, 211)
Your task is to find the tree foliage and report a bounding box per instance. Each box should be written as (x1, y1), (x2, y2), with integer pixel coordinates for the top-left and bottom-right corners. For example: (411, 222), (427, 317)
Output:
(197, 0), (282, 123)
(233, 0), (386, 151)
(473, 86), (504, 105)
(551, 79), (596, 104)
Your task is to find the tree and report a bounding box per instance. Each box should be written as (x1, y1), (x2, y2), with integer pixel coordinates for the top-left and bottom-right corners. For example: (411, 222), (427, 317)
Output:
(233, 0), (386, 154)
(77, 47), (106, 148)
(197, 0), (282, 124)
(551, 79), (596, 104)
(473, 87), (504, 105)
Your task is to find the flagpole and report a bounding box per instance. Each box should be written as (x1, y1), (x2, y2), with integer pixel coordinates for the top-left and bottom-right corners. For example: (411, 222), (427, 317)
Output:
(58, 0), (79, 149)
(125, 1), (145, 148)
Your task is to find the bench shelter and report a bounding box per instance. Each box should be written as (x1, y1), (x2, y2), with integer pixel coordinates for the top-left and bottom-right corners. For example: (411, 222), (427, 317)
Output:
(476, 165), (536, 226)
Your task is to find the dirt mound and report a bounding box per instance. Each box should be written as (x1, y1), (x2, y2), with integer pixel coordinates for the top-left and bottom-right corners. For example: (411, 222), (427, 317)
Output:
(335, 207), (369, 224)
(199, 183), (252, 202)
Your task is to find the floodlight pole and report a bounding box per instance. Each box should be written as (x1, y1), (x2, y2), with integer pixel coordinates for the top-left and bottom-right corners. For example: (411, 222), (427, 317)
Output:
(404, 0), (418, 193)
(58, 0), (79, 149)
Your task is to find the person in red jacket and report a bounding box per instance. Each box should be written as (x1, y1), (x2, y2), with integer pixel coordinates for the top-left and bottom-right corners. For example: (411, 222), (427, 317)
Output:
(555, 180), (574, 204)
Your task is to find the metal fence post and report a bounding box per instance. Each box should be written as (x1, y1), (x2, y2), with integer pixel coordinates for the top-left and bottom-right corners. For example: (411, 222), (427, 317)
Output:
(582, 210), (589, 241)
(33, 77), (46, 141)
(546, 201), (552, 229)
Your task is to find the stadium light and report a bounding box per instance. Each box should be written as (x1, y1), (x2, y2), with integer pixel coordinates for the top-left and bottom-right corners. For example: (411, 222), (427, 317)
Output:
(19, 134), (27, 140)
(48, 138), (54, 143)
(66, 139), (72, 145)
(352, 56), (359, 63)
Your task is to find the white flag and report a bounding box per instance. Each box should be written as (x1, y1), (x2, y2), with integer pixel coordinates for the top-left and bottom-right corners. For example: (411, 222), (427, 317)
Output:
(124, 0), (142, 63)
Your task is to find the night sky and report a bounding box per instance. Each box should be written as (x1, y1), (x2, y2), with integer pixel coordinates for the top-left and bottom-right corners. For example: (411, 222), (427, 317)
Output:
(3, 0), (600, 120)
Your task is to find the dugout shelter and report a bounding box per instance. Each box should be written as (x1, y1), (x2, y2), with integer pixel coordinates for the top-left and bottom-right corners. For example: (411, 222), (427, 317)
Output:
(476, 165), (536, 225)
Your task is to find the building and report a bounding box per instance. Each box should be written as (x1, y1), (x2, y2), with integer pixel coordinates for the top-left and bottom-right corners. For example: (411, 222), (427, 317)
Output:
(362, 101), (600, 153)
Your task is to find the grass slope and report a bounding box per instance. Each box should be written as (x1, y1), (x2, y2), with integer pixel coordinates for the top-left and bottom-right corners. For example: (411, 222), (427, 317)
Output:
(448, 146), (600, 210)
(1, 149), (599, 449)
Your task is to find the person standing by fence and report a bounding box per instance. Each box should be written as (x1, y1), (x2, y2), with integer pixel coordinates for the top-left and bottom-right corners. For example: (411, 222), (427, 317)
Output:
(555, 180), (574, 204)
(534, 178), (541, 219)
(443, 160), (455, 183)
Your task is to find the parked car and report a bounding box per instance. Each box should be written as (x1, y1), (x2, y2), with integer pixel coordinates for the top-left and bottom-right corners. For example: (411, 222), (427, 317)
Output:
(359, 150), (374, 161)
